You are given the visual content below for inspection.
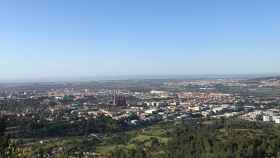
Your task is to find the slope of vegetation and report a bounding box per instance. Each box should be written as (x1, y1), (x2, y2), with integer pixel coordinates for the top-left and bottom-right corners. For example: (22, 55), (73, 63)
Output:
(2, 117), (280, 158)
(109, 119), (280, 158)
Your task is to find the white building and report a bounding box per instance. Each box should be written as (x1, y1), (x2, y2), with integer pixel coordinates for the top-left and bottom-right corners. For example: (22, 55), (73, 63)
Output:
(263, 115), (271, 122)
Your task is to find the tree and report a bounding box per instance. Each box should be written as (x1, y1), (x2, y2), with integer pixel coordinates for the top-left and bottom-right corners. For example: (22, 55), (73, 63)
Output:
(0, 116), (9, 157)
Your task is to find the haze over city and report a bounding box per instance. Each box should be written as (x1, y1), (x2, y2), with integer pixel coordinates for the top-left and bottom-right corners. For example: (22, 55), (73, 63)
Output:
(1, 0), (280, 81)
(2, 1), (280, 158)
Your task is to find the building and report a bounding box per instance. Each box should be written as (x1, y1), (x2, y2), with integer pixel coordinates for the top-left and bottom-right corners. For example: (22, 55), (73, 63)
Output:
(263, 115), (271, 122)
(112, 90), (127, 107)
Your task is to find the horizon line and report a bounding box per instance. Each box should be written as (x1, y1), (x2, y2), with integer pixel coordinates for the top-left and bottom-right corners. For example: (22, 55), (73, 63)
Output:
(0, 73), (279, 83)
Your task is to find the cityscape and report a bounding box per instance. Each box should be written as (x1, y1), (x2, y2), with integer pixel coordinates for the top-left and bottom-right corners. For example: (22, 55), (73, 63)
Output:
(1, 0), (280, 158)
(1, 76), (280, 157)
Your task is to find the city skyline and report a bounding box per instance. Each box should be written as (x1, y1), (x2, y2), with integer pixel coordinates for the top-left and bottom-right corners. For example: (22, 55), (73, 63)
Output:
(1, 0), (280, 80)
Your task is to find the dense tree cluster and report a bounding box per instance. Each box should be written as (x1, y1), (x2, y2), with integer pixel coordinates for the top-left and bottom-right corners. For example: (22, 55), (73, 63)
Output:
(0, 99), (44, 113)
(17, 115), (121, 138)
(0, 116), (19, 158)
(110, 119), (280, 158)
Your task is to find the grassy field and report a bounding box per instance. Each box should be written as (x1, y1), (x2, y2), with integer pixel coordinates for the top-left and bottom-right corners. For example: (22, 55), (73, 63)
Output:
(95, 123), (171, 155)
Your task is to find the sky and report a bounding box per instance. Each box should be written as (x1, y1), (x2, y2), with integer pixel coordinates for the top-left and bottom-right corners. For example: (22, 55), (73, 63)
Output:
(0, 0), (280, 80)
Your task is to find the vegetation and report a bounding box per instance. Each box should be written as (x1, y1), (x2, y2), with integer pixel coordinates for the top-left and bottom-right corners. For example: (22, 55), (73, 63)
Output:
(0, 116), (20, 158)
(109, 119), (280, 158)
(3, 116), (280, 157)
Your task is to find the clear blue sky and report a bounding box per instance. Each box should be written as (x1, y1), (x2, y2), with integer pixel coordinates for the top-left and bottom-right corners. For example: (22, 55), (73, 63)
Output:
(0, 0), (280, 80)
